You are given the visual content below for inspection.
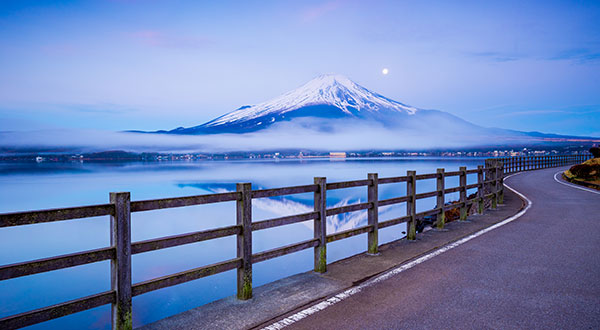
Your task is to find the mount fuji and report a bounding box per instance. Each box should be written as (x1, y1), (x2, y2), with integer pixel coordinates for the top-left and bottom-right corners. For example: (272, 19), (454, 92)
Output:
(146, 74), (598, 149)
(164, 74), (478, 135)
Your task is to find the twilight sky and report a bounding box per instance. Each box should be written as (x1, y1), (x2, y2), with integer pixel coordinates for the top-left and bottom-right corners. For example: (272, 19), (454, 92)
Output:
(0, 0), (599, 137)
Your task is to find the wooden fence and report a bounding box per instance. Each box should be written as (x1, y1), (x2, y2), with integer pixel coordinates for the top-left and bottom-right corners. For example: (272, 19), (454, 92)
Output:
(0, 155), (587, 329)
(496, 154), (588, 174)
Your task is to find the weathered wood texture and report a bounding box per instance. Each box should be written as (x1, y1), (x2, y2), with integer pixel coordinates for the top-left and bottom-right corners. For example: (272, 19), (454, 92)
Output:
(0, 154), (590, 330)
(378, 175), (408, 184)
(132, 258), (242, 296)
(0, 204), (113, 227)
(313, 177), (327, 273)
(236, 183), (252, 300)
(131, 192), (240, 212)
(0, 291), (116, 329)
(326, 225), (373, 243)
(326, 202), (372, 216)
(251, 212), (318, 231)
(379, 195), (410, 207)
(110, 192), (132, 330)
(406, 170), (416, 240)
(326, 179), (371, 190)
(379, 215), (410, 229)
(367, 173), (379, 254)
(131, 225), (241, 254)
(459, 166), (467, 220)
(0, 247), (114, 280)
(253, 239), (319, 263)
(436, 169), (445, 229)
(251, 184), (318, 198)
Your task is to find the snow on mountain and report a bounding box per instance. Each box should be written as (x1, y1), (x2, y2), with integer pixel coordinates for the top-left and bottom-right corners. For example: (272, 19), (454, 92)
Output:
(204, 74), (417, 128)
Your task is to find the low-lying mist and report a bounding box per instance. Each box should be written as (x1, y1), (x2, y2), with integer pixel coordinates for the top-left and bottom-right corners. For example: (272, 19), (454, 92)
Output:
(0, 117), (539, 154)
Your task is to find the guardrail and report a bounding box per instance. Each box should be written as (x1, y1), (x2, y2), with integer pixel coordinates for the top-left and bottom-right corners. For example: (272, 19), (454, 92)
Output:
(0, 155), (587, 329)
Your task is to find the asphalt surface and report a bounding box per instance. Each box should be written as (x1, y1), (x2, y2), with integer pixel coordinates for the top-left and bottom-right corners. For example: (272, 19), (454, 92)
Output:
(271, 167), (600, 330)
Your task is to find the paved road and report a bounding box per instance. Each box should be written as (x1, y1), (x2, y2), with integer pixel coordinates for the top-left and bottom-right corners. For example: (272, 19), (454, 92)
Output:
(270, 167), (600, 329)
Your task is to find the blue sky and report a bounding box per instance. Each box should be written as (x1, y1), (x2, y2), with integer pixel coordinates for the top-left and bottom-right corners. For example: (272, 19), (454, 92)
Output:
(0, 0), (599, 137)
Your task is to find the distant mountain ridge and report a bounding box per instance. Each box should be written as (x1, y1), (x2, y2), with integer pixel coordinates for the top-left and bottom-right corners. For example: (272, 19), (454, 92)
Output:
(150, 74), (599, 148)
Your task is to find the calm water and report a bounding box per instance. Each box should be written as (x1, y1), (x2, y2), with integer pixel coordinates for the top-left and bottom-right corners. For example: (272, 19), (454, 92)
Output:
(0, 157), (484, 329)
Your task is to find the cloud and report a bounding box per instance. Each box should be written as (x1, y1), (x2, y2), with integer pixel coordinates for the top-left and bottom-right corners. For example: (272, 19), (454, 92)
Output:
(497, 110), (568, 117)
(467, 51), (521, 62)
(129, 30), (214, 49)
(547, 48), (600, 62)
(467, 47), (600, 63)
(496, 106), (600, 118)
(0, 115), (543, 154)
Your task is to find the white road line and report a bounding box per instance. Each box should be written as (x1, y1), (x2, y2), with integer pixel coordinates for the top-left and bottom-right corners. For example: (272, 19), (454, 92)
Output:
(261, 173), (532, 330)
(553, 171), (600, 195)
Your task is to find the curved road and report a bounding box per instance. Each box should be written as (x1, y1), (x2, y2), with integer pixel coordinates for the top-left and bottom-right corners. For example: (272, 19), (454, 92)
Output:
(264, 167), (600, 329)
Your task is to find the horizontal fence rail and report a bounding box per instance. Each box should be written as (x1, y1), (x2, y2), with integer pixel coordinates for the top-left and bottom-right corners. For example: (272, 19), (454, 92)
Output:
(0, 154), (589, 330)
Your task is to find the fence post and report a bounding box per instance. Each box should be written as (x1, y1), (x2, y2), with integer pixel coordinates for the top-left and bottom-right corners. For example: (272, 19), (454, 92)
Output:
(540, 156), (543, 168)
(477, 165), (484, 214)
(520, 157), (523, 171)
(490, 161), (498, 209)
(314, 177), (327, 273)
(367, 173), (378, 255)
(436, 168), (445, 229)
(407, 171), (417, 240)
(236, 183), (252, 300)
(459, 166), (467, 220)
(110, 192), (132, 330)
(497, 161), (504, 204)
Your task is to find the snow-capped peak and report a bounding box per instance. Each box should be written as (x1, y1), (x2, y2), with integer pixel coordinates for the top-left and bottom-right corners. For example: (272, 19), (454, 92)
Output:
(203, 74), (418, 127)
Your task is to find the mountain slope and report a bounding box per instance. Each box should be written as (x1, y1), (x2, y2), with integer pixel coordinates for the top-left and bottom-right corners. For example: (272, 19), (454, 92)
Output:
(169, 74), (424, 134)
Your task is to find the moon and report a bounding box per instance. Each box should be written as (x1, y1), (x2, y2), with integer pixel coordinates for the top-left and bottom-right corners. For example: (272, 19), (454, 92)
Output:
(382, 68), (389, 75)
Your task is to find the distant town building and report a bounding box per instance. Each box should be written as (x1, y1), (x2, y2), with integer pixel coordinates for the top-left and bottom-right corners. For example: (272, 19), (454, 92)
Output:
(329, 152), (346, 158)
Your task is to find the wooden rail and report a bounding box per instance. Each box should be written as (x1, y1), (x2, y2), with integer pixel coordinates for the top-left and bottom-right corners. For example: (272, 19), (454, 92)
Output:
(0, 155), (589, 329)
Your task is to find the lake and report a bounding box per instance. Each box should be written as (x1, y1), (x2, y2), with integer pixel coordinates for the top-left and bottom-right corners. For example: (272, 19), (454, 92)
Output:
(0, 157), (484, 329)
